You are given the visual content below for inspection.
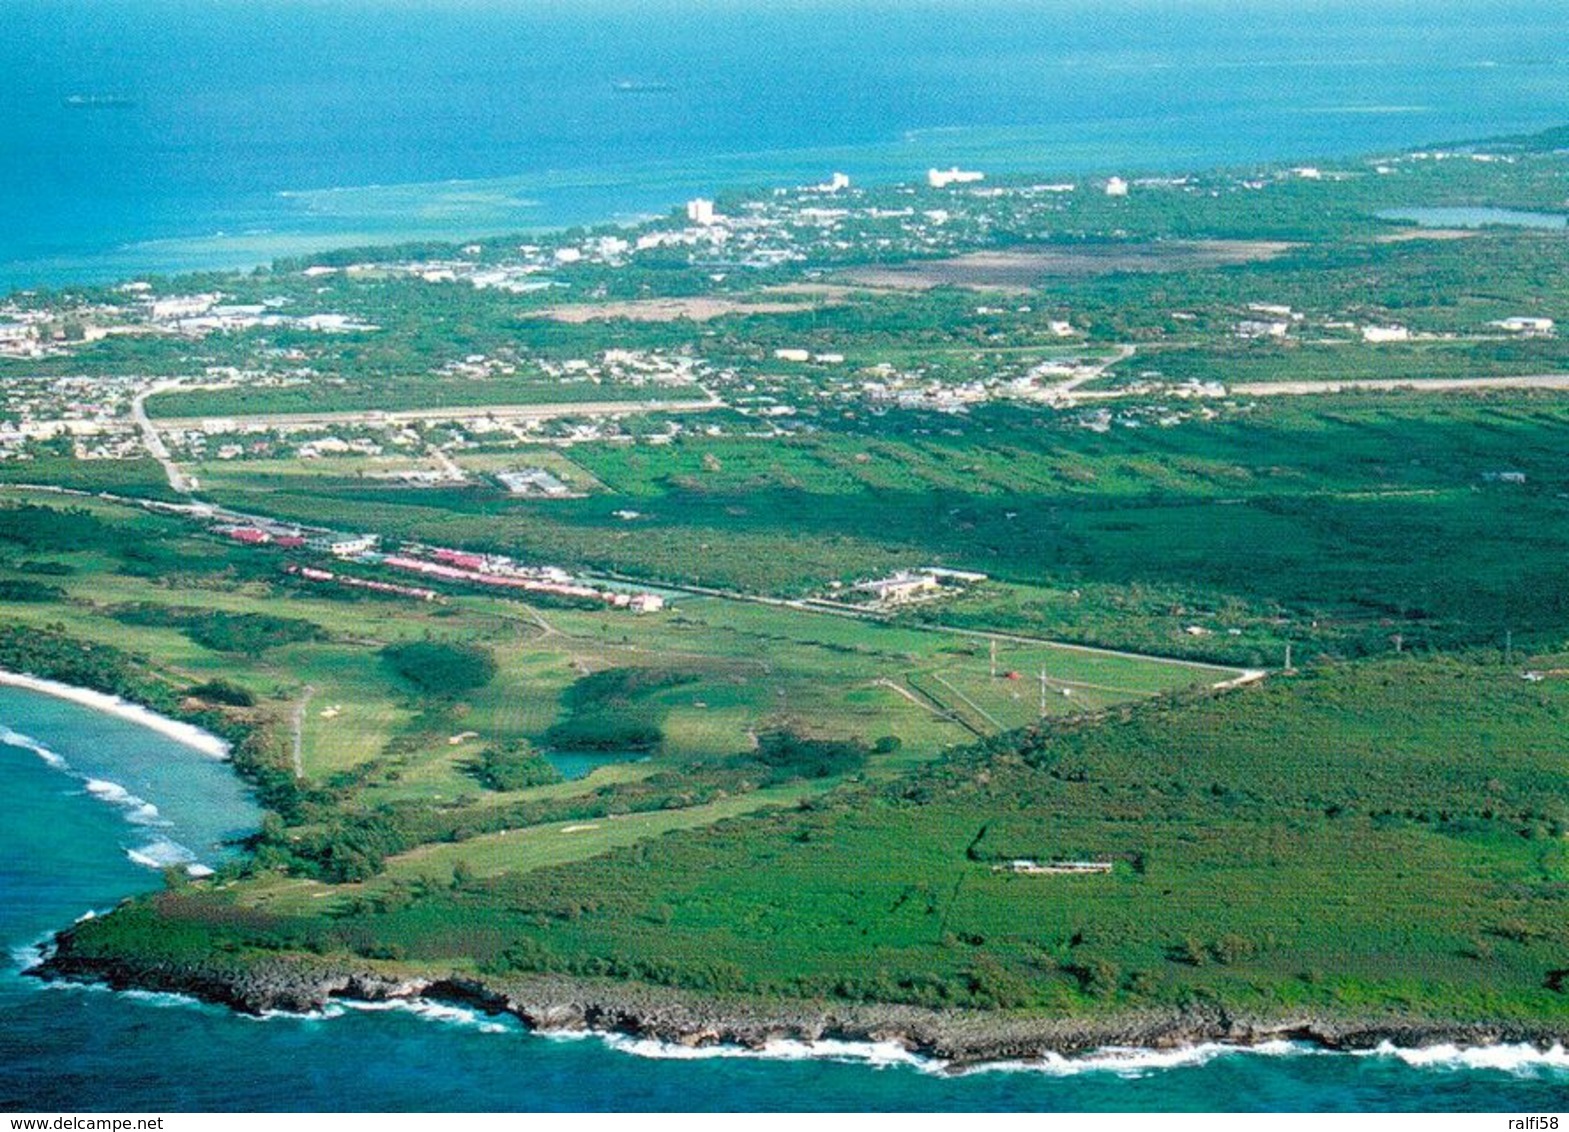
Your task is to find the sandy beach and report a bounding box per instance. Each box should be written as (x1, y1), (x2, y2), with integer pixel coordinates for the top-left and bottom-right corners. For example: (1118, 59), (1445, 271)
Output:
(0, 669), (230, 759)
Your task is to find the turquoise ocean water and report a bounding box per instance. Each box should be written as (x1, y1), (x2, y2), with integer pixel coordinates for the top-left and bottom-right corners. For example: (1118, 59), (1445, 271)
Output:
(6, 0), (1569, 1110)
(4, 0), (1569, 290)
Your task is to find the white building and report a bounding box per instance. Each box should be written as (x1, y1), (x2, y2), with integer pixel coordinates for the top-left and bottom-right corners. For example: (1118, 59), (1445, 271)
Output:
(686, 198), (717, 226)
(1104, 177), (1129, 197)
(308, 533), (379, 557)
(857, 571), (941, 603)
(815, 172), (851, 193)
(1492, 316), (1555, 335)
(1361, 325), (1411, 343)
(927, 167), (984, 189)
(150, 294), (220, 321)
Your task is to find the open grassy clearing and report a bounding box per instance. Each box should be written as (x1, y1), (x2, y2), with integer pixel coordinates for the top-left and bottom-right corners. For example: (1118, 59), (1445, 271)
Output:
(379, 780), (830, 886)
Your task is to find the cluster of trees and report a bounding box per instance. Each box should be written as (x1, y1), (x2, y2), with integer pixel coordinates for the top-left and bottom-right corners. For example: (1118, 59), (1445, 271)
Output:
(380, 640), (497, 698)
(466, 739), (561, 792)
(543, 666), (690, 751)
(748, 731), (870, 782)
(112, 604), (327, 654)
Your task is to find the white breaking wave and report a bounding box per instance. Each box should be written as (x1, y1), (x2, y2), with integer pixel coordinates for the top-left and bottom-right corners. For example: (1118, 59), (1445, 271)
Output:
(963, 1039), (1318, 1078)
(125, 837), (196, 870)
(0, 670), (230, 759)
(1357, 1041), (1569, 1074)
(120, 988), (218, 1010)
(248, 1004), (348, 1022)
(84, 778), (165, 826)
(9, 933), (55, 973)
(600, 1033), (929, 1069)
(588, 1032), (1569, 1079)
(0, 725), (69, 769)
(343, 998), (518, 1034)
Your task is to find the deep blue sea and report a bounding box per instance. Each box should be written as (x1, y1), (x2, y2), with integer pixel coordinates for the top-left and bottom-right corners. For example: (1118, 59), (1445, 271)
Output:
(6, 0), (1569, 1110)
(4, 0), (1569, 290)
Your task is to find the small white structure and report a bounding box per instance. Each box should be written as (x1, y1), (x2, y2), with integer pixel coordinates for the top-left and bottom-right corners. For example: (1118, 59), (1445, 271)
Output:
(927, 167), (984, 189)
(150, 294), (222, 321)
(1361, 325), (1411, 343)
(857, 571), (941, 603)
(686, 198), (717, 226)
(1492, 316), (1555, 335)
(629, 593), (666, 614)
(996, 859), (1113, 875)
(773, 348), (811, 363)
(1104, 177), (1129, 197)
(816, 172), (851, 193)
(309, 533), (379, 557)
(496, 467), (572, 497)
(1236, 319), (1290, 340)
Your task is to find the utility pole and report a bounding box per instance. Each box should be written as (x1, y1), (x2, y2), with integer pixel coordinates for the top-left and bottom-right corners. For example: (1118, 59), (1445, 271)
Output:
(1040, 668), (1048, 717)
(990, 638), (997, 679)
(1284, 642), (1293, 672)
(1506, 629), (1513, 665)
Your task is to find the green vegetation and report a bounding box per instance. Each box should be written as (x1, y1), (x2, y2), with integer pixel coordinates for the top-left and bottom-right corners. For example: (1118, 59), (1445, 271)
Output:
(380, 640), (498, 699)
(13, 130), (1569, 1038)
(467, 740), (561, 792)
(54, 657), (1569, 1022)
(750, 730), (869, 782)
(112, 605), (328, 654)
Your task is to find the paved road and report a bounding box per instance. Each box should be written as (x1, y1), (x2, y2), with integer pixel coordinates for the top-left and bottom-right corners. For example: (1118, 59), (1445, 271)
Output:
(152, 395), (726, 431)
(129, 381), (196, 494)
(1220, 373), (1569, 397)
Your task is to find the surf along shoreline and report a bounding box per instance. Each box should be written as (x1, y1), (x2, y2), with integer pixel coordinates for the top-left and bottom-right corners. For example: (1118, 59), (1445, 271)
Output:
(12, 669), (1569, 1072)
(28, 939), (1569, 1070)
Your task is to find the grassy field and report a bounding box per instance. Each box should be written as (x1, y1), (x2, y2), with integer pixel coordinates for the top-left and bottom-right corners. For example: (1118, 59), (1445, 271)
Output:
(178, 392), (1569, 671)
(63, 654), (1569, 1023)
(0, 489), (1227, 864)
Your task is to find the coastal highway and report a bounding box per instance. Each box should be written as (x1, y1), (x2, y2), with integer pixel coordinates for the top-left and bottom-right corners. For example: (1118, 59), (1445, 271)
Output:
(149, 393), (726, 432)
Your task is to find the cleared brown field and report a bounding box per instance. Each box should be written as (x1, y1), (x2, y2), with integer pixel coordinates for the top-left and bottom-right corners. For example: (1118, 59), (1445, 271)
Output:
(536, 296), (826, 323)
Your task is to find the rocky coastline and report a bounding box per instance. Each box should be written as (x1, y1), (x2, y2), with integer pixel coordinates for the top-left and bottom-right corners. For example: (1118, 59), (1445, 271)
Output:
(29, 929), (1569, 1067)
